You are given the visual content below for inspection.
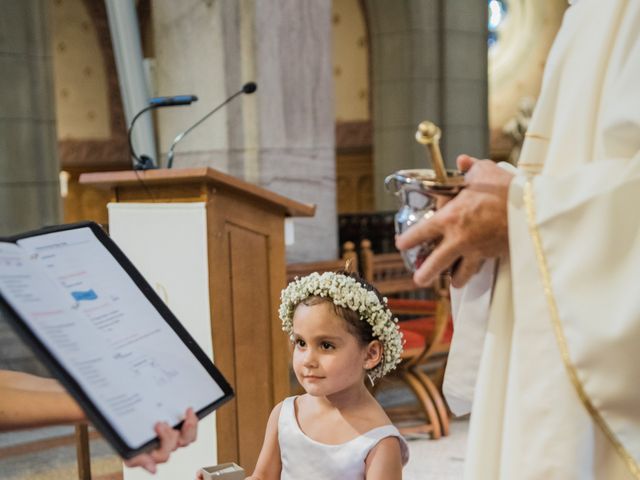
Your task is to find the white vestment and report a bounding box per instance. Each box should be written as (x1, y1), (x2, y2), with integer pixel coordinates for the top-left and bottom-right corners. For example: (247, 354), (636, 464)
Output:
(448, 1), (640, 478)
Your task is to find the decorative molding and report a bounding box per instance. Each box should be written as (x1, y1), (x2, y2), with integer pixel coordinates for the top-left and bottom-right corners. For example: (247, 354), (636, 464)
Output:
(336, 150), (373, 213)
(58, 139), (130, 172)
(336, 120), (372, 151)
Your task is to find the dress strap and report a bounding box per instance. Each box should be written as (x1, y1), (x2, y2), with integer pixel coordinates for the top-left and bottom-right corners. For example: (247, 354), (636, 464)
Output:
(278, 396), (298, 433)
(363, 425), (410, 466)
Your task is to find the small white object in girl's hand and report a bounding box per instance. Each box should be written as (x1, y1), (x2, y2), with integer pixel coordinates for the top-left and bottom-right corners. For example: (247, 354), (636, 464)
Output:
(200, 462), (245, 480)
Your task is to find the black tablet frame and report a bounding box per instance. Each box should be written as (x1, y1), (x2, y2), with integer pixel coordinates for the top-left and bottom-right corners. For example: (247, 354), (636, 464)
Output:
(0, 221), (234, 459)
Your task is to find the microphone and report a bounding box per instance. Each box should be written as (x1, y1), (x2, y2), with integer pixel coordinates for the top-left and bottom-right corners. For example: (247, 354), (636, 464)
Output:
(128, 94), (199, 170)
(166, 82), (258, 169)
(149, 95), (198, 107)
(242, 82), (257, 94)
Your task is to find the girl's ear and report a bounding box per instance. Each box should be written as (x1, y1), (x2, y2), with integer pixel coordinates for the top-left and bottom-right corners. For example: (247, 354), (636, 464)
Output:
(363, 340), (383, 370)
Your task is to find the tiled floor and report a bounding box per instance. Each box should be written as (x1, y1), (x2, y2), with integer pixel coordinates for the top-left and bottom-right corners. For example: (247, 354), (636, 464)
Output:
(0, 416), (468, 479)
(404, 417), (468, 480)
(0, 426), (121, 479)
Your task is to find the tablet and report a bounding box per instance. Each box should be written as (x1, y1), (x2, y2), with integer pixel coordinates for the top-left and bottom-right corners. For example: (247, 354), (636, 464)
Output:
(0, 222), (233, 458)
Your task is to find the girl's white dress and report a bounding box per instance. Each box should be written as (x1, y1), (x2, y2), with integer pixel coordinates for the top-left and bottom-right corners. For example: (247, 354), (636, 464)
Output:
(278, 396), (409, 479)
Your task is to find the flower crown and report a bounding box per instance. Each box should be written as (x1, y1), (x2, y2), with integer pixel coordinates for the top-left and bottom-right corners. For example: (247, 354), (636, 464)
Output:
(278, 271), (404, 381)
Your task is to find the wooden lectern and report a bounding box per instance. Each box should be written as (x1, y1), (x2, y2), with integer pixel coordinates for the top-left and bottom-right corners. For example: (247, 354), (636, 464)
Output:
(80, 168), (314, 476)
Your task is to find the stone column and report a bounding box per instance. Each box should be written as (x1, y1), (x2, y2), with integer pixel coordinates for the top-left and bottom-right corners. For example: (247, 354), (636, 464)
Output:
(440, 0), (488, 168)
(152, 0), (336, 262)
(0, 0), (61, 234)
(0, 0), (60, 374)
(253, 0), (336, 262)
(366, 0), (488, 210)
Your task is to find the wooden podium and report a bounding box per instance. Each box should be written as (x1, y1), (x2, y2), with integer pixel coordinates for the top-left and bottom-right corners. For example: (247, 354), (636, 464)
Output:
(80, 168), (314, 475)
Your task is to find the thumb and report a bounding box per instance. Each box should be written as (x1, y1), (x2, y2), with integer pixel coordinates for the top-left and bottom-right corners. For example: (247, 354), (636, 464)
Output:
(456, 154), (476, 173)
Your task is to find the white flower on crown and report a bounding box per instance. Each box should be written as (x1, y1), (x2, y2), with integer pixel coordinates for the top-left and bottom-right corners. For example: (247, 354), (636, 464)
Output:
(278, 271), (404, 381)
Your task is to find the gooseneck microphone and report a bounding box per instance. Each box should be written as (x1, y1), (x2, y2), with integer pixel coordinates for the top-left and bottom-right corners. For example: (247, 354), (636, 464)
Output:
(127, 95), (198, 170)
(166, 82), (257, 169)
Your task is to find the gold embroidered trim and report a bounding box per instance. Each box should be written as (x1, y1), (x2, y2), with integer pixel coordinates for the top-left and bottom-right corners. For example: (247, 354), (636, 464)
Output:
(523, 180), (640, 478)
(524, 132), (549, 141)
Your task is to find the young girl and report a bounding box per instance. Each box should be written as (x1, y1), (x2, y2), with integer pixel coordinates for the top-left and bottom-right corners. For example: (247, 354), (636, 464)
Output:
(248, 271), (408, 479)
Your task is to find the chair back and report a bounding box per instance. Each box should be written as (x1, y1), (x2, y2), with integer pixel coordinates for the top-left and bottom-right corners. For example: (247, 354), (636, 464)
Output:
(387, 296), (451, 365)
(286, 241), (357, 282)
(360, 239), (420, 296)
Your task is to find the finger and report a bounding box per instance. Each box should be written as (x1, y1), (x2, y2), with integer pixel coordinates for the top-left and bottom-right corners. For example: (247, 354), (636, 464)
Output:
(464, 160), (513, 192)
(178, 408), (198, 447)
(457, 154), (477, 173)
(195, 469), (204, 480)
(450, 256), (483, 288)
(413, 239), (461, 287)
(461, 159), (495, 185)
(125, 454), (157, 474)
(395, 212), (443, 251)
(150, 423), (180, 464)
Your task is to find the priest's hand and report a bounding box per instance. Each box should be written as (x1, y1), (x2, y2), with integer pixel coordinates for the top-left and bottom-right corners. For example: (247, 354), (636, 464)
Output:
(125, 408), (198, 474)
(396, 155), (514, 288)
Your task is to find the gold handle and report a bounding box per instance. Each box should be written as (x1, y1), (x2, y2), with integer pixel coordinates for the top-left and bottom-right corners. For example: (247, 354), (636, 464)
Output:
(415, 121), (447, 183)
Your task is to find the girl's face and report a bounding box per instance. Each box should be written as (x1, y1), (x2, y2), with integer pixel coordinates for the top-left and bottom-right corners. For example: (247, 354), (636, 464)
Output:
(291, 302), (380, 398)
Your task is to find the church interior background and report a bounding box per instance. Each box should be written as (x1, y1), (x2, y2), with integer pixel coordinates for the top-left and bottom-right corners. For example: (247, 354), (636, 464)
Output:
(0, 0), (567, 478)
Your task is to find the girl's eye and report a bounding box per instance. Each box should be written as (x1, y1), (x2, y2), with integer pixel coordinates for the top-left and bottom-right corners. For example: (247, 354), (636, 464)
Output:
(295, 339), (306, 348)
(321, 342), (334, 350)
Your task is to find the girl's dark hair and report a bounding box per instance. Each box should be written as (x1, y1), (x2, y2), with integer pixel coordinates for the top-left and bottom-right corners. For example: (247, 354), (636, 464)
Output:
(299, 270), (385, 346)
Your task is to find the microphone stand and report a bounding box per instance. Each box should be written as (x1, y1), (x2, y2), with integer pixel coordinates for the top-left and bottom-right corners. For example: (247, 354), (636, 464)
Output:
(128, 105), (157, 170)
(128, 95), (198, 170)
(166, 82), (257, 169)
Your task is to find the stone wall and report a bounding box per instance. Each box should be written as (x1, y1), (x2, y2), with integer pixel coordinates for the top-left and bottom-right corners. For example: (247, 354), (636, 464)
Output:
(0, 0), (59, 375)
(366, 0), (488, 211)
(152, 0), (337, 262)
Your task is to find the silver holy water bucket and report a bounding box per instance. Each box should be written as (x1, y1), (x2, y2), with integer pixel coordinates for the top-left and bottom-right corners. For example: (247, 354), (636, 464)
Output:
(385, 122), (465, 272)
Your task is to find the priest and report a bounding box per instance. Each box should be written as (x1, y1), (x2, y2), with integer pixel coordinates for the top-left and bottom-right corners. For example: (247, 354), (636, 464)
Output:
(396, 0), (640, 478)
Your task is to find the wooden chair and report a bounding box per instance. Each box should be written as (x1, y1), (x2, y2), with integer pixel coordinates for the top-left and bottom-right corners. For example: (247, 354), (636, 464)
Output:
(286, 241), (358, 282)
(360, 239), (417, 297)
(387, 296), (452, 438)
(359, 239), (452, 438)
